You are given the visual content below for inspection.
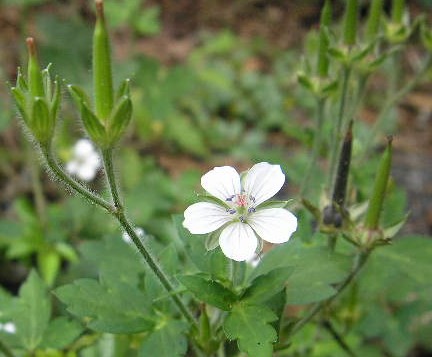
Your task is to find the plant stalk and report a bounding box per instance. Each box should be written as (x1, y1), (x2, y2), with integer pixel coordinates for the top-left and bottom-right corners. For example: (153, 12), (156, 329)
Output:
(101, 149), (198, 328)
(0, 339), (15, 357)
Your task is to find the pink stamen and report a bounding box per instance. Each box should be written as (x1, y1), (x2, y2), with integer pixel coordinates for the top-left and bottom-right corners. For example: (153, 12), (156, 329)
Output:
(236, 194), (248, 207)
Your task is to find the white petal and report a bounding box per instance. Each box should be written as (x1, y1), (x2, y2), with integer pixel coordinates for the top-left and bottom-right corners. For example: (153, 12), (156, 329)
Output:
(77, 164), (98, 181)
(248, 208), (297, 244)
(87, 152), (101, 168)
(65, 160), (78, 175)
(219, 223), (258, 261)
(74, 139), (95, 157)
(183, 202), (232, 234)
(243, 162), (285, 206)
(201, 166), (241, 201)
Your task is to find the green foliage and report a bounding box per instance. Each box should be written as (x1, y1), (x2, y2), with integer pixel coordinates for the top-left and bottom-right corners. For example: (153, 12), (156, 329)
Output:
(139, 319), (188, 356)
(177, 274), (237, 311)
(224, 303), (278, 357)
(251, 240), (350, 305)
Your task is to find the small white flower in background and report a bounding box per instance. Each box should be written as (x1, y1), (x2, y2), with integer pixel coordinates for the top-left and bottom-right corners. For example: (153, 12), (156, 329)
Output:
(0, 322), (16, 334)
(66, 139), (101, 181)
(122, 227), (145, 244)
(183, 162), (298, 261)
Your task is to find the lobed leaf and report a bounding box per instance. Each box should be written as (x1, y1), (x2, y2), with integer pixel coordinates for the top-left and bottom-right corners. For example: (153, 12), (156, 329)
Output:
(224, 303), (277, 357)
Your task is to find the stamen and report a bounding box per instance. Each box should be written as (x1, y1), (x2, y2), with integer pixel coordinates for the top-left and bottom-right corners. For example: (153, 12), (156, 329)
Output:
(226, 208), (236, 214)
(239, 216), (246, 223)
(226, 195), (235, 202)
(248, 207), (256, 213)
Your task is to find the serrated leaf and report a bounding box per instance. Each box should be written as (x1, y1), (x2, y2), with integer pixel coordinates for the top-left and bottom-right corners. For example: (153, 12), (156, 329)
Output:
(14, 270), (51, 350)
(242, 267), (294, 304)
(40, 317), (83, 349)
(55, 278), (154, 334)
(224, 303), (277, 357)
(177, 274), (237, 311)
(139, 319), (188, 357)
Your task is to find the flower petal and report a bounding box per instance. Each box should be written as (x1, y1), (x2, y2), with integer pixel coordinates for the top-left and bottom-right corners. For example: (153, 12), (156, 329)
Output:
(74, 139), (95, 157)
(201, 166), (241, 202)
(248, 208), (297, 244)
(219, 222), (258, 261)
(183, 202), (232, 234)
(243, 162), (285, 206)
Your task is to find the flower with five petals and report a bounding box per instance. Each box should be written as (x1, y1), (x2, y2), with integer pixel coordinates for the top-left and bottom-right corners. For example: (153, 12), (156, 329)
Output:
(183, 162), (298, 261)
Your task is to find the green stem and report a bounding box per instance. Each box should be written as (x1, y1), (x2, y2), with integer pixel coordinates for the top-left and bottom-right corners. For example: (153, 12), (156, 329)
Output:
(322, 320), (358, 357)
(27, 140), (47, 228)
(301, 97), (326, 198)
(101, 149), (198, 329)
(288, 249), (370, 336)
(42, 146), (114, 213)
(0, 339), (15, 357)
(328, 66), (351, 192)
(365, 53), (432, 154)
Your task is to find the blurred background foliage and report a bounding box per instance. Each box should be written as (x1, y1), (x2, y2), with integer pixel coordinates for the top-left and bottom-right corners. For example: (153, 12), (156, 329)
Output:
(0, 0), (432, 356)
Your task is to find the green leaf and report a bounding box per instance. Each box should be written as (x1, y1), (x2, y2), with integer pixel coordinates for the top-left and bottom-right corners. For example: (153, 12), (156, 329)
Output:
(14, 270), (51, 350)
(172, 214), (229, 280)
(252, 242), (350, 305)
(37, 248), (61, 286)
(224, 303), (277, 357)
(32, 97), (52, 142)
(177, 274), (237, 311)
(67, 84), (91, 107)
(139, 319), (188, 357)
(40, 317), (83, 349)
(242, 267), (294, 304)
(55, 278), (154, 334)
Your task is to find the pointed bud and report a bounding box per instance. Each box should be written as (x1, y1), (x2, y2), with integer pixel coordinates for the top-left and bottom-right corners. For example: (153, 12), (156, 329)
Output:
(93, 0), (114, 120)
(26, 38), (45, 98)
(365, 137), (393, 229)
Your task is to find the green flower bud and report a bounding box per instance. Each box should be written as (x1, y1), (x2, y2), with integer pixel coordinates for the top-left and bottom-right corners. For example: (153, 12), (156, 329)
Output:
(364, 137), (393, 229)
(365, 0), (383, 41)
(10, 38), (60, 145)
(343, 0), (358, 46)
(93, 0), (114, 121)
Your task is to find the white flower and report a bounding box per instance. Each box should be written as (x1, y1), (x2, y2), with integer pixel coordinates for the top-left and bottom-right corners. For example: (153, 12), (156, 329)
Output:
(0, 322), (16, 334)
(183, 162), (298, 261)
(66, 139), (101, 181)
(122, 227), (145, 244)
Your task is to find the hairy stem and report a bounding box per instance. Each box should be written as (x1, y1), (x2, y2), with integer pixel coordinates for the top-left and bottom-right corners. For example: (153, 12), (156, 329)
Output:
(42, 146), (114, 212)
(101, 149), (198, 328)
(0, 339), (15, 357)
(322, 320), (359, 357)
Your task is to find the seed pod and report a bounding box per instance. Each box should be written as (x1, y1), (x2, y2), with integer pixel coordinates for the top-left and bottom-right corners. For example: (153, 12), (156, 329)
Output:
(391, 0), (405, 24)
(93, 0), (114, 121)
(332, 121), (353, 208)
(365, 0), (383, 41)
(343, 0), (358, 46)
(364, 137), (393, 229)
(317, 0), (332, 77)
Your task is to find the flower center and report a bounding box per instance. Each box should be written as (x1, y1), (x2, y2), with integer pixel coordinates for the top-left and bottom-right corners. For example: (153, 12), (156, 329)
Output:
(226, 193), (256, 222)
